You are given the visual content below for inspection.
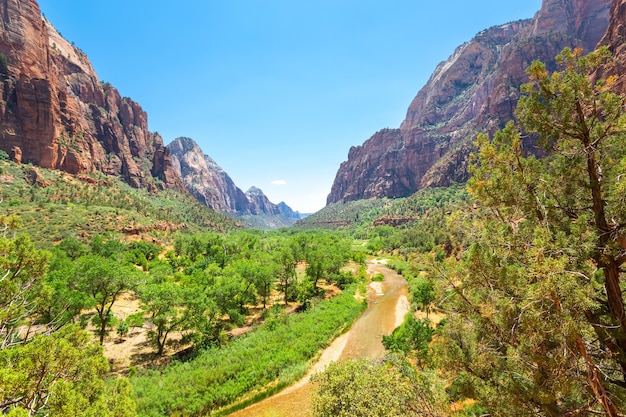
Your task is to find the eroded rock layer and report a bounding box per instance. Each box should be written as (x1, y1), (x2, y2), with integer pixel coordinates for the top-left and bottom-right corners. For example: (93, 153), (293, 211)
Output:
(0, 0), (182, 191)
(327, 0), (611, 204)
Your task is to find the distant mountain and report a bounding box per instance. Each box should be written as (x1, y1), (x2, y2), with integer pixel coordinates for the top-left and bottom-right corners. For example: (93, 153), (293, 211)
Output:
(327, 0), (611, 205)
(0, 0), (182, 192)
(168, 137), (301, 227)
(169, 137), (249, 214)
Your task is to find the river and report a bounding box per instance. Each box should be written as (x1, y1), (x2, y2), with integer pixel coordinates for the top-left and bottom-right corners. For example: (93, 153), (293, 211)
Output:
(227, 260), (410, 417)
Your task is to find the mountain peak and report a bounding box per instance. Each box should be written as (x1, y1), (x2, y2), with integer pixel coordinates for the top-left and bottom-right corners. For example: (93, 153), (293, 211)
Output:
(327, 0), (611, 205)
(0, 0), (183, 192)
(168, 138), (300, 227)
(245, 186), (264, 196)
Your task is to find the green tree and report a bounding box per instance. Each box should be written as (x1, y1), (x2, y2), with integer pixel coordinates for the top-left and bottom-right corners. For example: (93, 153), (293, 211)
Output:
(75, 255), (142, 344)
(0, 325), (136, 416)
(0, 233), (49, 349)
(436, 47), (626, 416)
(274, 243), (297, 304)
(311, 356), (446, 417)
(210, 266), (255, 325)
(38, 249), (88, 330)
(58, 237), (88, 260)
(305, 233), (351, 292)
(382, 314), (433, 368)
(229, 254), (277, 309)
(140, 281), (187, 355)
(116, 320), (129, 340)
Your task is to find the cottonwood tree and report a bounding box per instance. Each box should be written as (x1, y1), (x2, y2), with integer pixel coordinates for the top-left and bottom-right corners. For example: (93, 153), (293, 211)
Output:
(436, 47), (626, 416)
(74, 255), (142, 344)
(140, 281), (187, 356)
(304, 233), (351, 292)
(229, 255), (278, 309)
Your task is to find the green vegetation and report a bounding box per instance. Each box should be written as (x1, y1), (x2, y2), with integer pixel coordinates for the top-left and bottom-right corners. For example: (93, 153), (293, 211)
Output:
(0, 215), (137, 416)
(312, 47), (626, 417)
(0, 162), (240, 245)
(0, 170), (364, 415)
(131, 285), (365, 416)
(433, 47), (626, 416)
(0, 326), (136, 417)
(298, 185), (467, 234)
(311, 356), (446, 417)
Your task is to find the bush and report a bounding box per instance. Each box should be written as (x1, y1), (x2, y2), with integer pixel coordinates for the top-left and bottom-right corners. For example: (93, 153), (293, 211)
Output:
(311, 356), (446, 417)
(371, 273), (384, 282)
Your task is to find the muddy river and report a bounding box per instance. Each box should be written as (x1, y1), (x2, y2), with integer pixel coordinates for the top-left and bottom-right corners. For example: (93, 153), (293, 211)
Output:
(227, 260), (409, 417)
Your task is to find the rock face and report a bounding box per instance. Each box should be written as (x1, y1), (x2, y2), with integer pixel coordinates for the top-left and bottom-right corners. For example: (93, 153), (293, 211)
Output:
(0, 0), (183, 191)
(169, 137), (300, 220)
(169, 137), (249, 214)
(597, 0), (626, 92)
(327, 0), (612, 204)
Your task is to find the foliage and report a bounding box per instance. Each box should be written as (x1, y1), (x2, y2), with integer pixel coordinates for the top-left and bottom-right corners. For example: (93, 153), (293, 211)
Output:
(371, 272), (384, 282)
(382, 314), (433, 367)
(311, 355), (447, 417)
(434, 47), (626, 416)
(0, 325), (136, 416)
(387, 258), (435, 312)
(74, 255), (143, 344)
(139, 280), (188, 355)
(0, 162), (240, 245)
(131, 285), (366, 416)
(297, 185), (467, 238)
(0, 232), (50, 349)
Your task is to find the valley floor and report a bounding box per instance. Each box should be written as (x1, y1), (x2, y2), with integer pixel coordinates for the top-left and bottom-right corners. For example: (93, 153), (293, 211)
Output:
(226, 259), (409, 417)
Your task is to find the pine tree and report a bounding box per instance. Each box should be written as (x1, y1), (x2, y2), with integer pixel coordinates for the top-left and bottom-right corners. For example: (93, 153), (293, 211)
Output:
(436, 47), (626, 416)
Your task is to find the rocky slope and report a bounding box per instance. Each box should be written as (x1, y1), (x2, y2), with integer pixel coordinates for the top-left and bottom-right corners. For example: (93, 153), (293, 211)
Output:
(0, 0), (182, 191)
(169, 137), (249, 214)
(597, 0), (626, 92)
(327, 0), (611, 204)
(169, 137), (300, 223)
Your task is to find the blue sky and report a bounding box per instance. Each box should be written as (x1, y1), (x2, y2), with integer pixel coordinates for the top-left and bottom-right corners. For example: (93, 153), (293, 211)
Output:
(37, 0), (542, 213)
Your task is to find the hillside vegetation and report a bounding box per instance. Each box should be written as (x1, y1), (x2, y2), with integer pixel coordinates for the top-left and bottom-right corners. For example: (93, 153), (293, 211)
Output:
(297, 185), (468, 232)
(0, 159), (241, 245)
(0, 170), (365, 417)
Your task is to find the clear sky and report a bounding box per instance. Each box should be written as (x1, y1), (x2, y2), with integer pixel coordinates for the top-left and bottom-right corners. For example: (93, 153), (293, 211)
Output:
(37, 0), (542, 213)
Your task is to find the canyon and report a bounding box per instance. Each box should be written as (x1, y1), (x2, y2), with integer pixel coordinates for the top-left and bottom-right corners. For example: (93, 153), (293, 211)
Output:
(0, 0), (294, 223)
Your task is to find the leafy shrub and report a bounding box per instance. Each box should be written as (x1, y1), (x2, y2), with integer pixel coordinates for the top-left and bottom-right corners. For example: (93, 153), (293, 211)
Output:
(371, 273), (384, 282)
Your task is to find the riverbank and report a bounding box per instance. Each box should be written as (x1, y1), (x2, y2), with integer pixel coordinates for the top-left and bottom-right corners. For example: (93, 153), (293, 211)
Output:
(227, 259), (410, 417)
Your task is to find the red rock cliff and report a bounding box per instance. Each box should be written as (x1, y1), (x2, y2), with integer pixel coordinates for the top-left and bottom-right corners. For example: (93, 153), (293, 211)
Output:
(597, 0), (626, 92)
(327, 0), (611, 205)
(0, 0), (182, 191)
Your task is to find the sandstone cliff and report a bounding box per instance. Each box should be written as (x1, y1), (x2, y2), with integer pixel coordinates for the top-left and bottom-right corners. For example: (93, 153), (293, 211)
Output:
(597, 0), (626, 92)
(327, 0), (611, 204)
(169, 137), (300, 222)
(0, 0), (182, 191)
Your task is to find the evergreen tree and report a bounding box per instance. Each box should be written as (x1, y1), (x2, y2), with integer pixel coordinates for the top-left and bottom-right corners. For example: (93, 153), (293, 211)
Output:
(436, 47), (626, 415)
